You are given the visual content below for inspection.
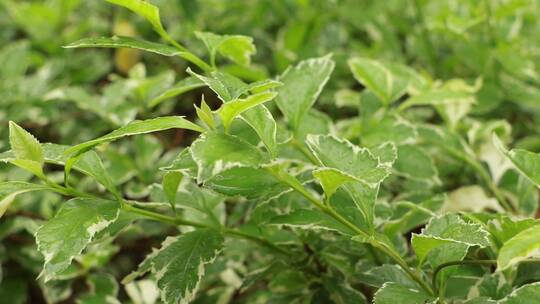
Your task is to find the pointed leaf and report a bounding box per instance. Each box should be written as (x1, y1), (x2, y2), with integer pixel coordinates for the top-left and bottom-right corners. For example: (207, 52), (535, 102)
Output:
(65, 116), (203, 157)
(105, 0), (173, 46)
(1, 144), (116, 192)
(194, 95), (215, 129)
(190, 132), (267, 182)
(275, 55), (335, 130)
(306, 135), (390, 187)
(412, 214), (490, 267)
(195, 31), (256, 66)
(348, 58), (397, 104)
(494, 134), (540, 187)
(187, 68), (246, 102)
(394, 144), (439, 183)
(269, 209), (356, 235)
(0, 182), (50, 218)
(218, 91), (277, 131)
(205, 166), (289, 201)
(162, 171), (183, 210)
(64, 36), (182, 56)
(9, 121), (43, 164)
(148, 76), (204, 108)
(312, 167), (358, 200)
(240, 105), (278, 156)
(36, 198), (120, 281)
(141, 229), (224, 304)
(498, 224), (540, 271)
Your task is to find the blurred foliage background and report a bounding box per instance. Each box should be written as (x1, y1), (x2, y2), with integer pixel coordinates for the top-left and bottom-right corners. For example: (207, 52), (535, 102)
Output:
(1, 0), (540, 303)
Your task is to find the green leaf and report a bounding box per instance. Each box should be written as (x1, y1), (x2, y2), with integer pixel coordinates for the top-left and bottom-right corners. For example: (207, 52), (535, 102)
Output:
(218, 91), (277, 131)
(499, 282), (540, 304)
(0, 182), (50, 218)
(312, 167), (358, 201)
(64, 36), (182, 56)
(240, 105), (278, 156)
(137, 229), (224, 304)
(195, 31), (256, 66)
(400, 89), (473, 110)
(275, 55), (335, 131)
(306, 135), (389, 229)
(399, 85), (477, 128)
(174, 181), (224, 227)
(494, 134), (540, 187)
(295, 109), (333, 141)
(218, 35), (256, 66)
(65, 116), (204, 157)
(306, 135), (390, 187)
(1, 144), (116, 192)
(194, 95), (215, 129)
(244, 79), (283, 94)
(394, 144), (439, 183)
(148, 76), (204, 108)
(205, 166), (290, 201)
(78, 274), (120, 304)
(190, 132), (267, 182)
(348, 58), (404, 105)
(411, 214), (490, 267)
(488, 216), (539, 245)
(498, 224), (540, 270)
(269, 209), (356, 236)
(362, 114), (417, 147)
(370, 142), (398, 166)
(36, 198), (120, 281)
(444, 185), (503, 213)
(105, 0), (174, 47)
(8, 121), (44, 177)
(162, 171), (183, 211)
(373, 282), (435, 304)
(187, 68), (281, 103)
(161, 148), (198, 179)
(187, 68), (246, 102)
(9, 121), (43, 164)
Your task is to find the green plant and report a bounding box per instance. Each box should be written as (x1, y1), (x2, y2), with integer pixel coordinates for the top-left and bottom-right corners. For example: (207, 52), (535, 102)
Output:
(2, 0), (540, 303)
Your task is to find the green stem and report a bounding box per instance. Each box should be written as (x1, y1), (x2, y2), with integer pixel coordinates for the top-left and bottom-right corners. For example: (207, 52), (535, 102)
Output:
(123, 203), (290, 256)
(177, 52), (213, 72)
(44, 176), (290, 258)
(269, 168), (434, 295)
(371, 239), (434, 296)
(163, 34), (212, 72)
(223, 228), (290, 256)
(423, 138), (514, 213)
(122, 203), (205, 228)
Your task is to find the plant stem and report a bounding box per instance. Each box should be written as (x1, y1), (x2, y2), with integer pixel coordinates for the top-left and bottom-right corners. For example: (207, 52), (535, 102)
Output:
(122, 203), (204, 227)
(423, 137), (514, 213)
(123, 203), (291, 256)
(269, 168), (434, 295)
(45, 176), (291, 258)
(223, 228), (291, 256)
